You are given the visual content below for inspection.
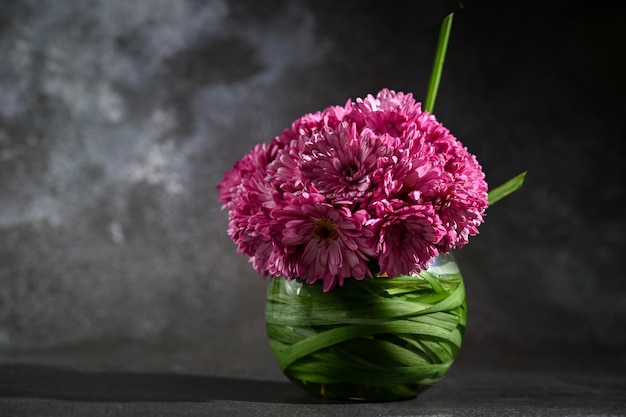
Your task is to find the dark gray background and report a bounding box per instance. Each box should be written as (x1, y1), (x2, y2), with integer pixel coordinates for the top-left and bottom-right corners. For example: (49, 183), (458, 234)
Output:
(1, 0), (624, 380)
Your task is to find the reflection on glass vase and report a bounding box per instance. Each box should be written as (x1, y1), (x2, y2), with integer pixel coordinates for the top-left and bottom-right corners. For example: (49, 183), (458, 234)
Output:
(265, 252), (466, 402)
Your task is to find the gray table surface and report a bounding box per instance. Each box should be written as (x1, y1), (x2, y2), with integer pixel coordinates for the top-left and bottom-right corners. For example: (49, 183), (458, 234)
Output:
(2, 361), (625, 417)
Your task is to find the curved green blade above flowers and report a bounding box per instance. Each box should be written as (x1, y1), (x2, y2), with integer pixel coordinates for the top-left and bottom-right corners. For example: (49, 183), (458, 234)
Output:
(488, 171), (527, 205)
(424, 13), (453, 113)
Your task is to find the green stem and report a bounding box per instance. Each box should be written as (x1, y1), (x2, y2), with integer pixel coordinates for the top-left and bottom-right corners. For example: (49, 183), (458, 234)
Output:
(488, 171), (527, 205)
(424, 13), (454, 113)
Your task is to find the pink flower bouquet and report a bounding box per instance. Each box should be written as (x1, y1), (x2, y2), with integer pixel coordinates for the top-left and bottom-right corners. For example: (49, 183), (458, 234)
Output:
(218, 88), (493, 291)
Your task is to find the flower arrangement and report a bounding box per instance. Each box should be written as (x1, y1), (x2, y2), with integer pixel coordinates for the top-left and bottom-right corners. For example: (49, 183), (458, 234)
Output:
(217, 13), (526, 401)
(217, 14), (524, 292)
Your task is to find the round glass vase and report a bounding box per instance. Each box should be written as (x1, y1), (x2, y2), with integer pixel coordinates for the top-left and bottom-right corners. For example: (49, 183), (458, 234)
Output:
(265, 253), (467, 402)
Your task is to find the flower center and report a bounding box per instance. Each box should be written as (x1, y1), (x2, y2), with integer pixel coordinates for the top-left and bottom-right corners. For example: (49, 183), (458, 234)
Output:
(313, 219), (339, 242)
(342, 163), (360, 181)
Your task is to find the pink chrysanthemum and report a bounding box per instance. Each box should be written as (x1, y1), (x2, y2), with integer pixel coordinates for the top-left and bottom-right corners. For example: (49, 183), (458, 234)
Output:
(368, 201), (445, 277)
(266, 137), (307, 196)
(347, 89), (422, 139)
(299, 122), (392, 204)
(375, 136), (444, 203)
(273, 105), (347, 147)
(435, 183), (487, 252)
(217, 143), (276, 209)
(270, 192), (376, 291)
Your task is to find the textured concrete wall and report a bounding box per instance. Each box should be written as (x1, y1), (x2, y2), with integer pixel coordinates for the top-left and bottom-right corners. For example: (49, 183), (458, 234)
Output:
(1, 0), (624, 377)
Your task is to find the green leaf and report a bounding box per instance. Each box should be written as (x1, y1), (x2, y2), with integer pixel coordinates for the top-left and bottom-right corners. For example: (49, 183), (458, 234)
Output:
(424, 13), (454, 113)
(288, 359), (450, 385)
(277, 320), (459, 370)
(488, 171), (527, 205)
